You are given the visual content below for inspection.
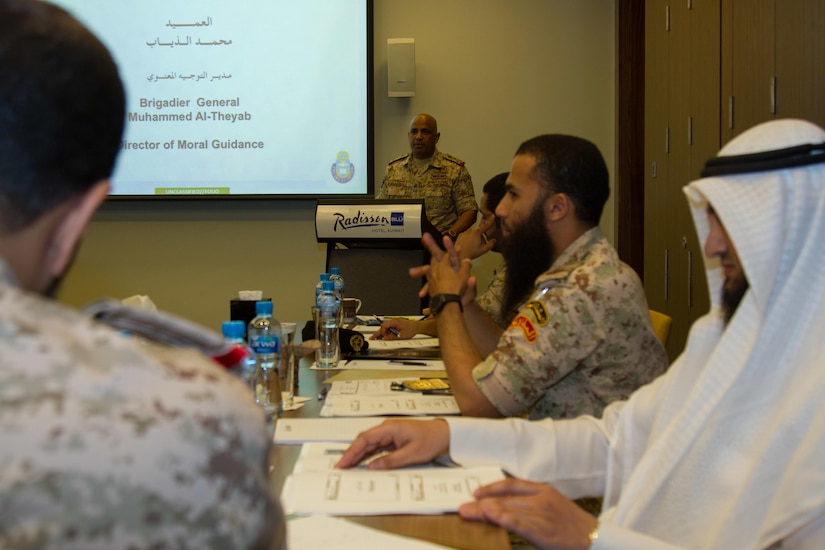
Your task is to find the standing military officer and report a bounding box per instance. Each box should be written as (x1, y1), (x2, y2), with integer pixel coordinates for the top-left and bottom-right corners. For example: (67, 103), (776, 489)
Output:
(377, 113), (478, 237)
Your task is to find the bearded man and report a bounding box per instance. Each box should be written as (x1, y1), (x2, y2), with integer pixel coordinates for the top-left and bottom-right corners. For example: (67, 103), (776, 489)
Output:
(414, 134), (668, 419)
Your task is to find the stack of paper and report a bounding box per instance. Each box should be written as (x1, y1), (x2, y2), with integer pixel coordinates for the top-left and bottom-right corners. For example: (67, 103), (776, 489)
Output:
(282, 443), (505, 515)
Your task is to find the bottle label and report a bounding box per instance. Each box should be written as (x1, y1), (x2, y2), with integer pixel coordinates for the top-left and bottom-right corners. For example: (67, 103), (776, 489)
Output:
(249, 335), (281, 354)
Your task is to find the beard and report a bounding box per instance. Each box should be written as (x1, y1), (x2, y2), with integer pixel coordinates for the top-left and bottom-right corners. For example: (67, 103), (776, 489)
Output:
(721, 275), (749, 325)
(499, 204), (554, 320)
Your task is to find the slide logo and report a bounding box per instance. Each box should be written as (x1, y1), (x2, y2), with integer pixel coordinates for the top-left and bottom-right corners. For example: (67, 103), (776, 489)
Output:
(331, 150), (355, 183)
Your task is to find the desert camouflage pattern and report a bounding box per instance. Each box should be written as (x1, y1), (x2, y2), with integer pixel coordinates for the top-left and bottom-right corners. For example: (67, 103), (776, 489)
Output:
(473, 228), (669, 420)
(0, 259), (284, 549)
(376, 151), (477, 232)
(476, 261), (509, 328)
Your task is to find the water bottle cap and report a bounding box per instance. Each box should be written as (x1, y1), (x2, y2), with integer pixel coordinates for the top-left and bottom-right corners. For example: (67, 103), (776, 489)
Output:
(320, 273), (330, 282)
(330, 267), (341, 276)
(255, 300), (273, 315)
(222, 320), (246, 338)
(322, 281), (335, 291)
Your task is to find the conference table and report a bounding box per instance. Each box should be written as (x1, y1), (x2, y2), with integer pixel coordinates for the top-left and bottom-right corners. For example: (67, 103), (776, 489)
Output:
(268, 344), (512, 550)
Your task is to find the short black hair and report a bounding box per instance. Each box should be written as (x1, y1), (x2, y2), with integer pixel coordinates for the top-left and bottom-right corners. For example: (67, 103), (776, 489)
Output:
(515, 135), (609, 225)
(482, 172), (508, 211)
(0, 0), (125, 233)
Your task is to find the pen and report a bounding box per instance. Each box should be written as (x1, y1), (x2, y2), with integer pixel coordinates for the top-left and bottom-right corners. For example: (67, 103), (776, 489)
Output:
(387, 327), (401, 338)
(389, 360), (428, 366)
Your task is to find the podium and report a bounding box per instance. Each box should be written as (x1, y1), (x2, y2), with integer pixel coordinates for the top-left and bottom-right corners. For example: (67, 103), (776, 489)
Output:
(315, 200), (438, 316)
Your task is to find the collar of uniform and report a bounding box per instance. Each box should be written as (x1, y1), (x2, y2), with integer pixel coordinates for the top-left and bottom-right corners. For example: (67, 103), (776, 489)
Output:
(533, 226), (604, 286)
(403, 150), (443, 168)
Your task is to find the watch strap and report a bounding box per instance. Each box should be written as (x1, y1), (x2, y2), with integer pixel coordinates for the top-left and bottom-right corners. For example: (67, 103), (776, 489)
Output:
(431, 293), (463, 316)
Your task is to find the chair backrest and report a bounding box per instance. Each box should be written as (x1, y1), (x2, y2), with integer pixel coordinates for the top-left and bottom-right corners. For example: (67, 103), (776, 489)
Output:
(326, 245), (428, 316)
(648, 309), (673, 347)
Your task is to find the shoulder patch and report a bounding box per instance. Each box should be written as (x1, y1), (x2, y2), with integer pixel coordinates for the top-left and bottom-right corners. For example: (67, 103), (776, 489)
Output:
(510, 314), (538, 344)
(441, 153), (466, 166)
(523, 301), (549, 325)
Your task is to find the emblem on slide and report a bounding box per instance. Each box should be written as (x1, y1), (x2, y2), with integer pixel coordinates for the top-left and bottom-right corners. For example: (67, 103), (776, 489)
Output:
(331, 150), (355, 183)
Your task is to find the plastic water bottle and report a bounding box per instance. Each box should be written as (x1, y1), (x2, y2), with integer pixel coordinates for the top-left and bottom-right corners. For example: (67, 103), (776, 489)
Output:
(329, 267), (345, 300)
(314, 273), (331, 341)
(221, 320), (256, 393)
(316, 280), (341, 369)
(248, 301), (282, 417)
(329, 267), (345, 326)
(315, 272), (330, 302)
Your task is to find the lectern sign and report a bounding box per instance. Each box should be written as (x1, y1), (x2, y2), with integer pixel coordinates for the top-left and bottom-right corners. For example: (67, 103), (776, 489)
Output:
(315, 202), (426, 242)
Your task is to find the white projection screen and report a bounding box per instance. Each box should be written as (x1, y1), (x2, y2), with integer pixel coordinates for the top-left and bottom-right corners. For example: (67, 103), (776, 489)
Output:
(51, 0), (374, 199)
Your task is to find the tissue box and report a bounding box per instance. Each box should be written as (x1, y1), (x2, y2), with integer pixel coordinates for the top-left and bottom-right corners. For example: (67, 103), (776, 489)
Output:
(230, 298), (271, 332)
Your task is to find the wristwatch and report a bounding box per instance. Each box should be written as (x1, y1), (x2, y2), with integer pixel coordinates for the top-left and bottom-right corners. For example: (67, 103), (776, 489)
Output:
(429, 293), (463, 316)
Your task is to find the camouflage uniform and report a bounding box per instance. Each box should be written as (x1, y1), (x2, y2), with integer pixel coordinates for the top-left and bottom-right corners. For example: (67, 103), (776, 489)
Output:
(473, 227), (669, 420)
(476, 261), (509, 328)
(376, 150), (478, 232)
(0, 259), (284, 549)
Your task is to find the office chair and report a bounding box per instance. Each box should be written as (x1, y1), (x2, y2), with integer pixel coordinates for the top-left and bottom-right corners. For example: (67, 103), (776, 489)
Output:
(648, 309), (673, 347)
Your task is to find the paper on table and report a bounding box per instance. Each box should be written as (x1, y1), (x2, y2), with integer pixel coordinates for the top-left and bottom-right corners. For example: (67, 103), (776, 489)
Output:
(320, 393), (459, 417)
(282, 466), (506, 515)
(327, 378), (415, 396)
(368, 337), (440, 349)
(293, 442), (446, 473)
(310, 359), (445, 371)
(281, 394), (312, 412)
(291, 442), (354, 473)
(288, 515), (454, 550)
(273, 417), (432, 444)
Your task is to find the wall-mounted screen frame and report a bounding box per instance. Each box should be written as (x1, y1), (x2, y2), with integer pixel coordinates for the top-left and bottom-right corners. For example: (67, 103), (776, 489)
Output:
(52, 0), (374, 200)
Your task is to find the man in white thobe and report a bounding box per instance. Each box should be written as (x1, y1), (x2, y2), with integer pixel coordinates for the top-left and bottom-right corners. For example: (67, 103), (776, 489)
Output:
(337, 118), (825, 549)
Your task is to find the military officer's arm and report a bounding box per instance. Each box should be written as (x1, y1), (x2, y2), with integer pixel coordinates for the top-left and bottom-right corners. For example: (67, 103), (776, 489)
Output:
(445, 209), (478, 236)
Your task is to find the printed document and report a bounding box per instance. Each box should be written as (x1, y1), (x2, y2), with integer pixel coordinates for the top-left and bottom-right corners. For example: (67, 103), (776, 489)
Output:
(282, 465), (505, 515)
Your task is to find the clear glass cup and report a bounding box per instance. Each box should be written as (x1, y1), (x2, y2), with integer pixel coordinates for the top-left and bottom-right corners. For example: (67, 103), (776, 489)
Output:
(280, 322), (297, 408)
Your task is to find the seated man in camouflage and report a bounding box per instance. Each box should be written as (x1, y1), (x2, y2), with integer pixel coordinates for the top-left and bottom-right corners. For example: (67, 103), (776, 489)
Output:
(416, 135), (668, 419)
(0, 1), (283, 547)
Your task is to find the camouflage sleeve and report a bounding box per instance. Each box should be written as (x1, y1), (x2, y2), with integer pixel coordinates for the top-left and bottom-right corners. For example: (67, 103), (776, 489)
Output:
(376, 157), (410, 199)
(0, 327), (284, 549)
(452, 165), (478, 214)
(472, 282), (604, 417)
(375, 166), (391, 199)
(476, 264), (508, 328)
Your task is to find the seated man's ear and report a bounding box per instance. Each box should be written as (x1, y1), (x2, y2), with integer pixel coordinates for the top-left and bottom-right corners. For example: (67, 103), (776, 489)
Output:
(545, 192), (571, 222)
(47, 180), (110, 278)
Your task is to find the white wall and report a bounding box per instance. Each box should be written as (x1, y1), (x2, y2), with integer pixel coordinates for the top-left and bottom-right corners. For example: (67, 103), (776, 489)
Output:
(59, 0), (616, 331)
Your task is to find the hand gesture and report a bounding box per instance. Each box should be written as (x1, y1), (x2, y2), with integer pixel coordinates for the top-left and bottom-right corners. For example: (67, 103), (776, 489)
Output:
(335, 418), (450, 470)
(455, 214), (497, 260)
